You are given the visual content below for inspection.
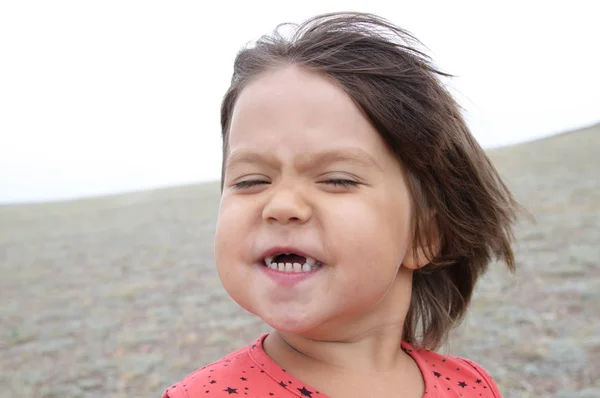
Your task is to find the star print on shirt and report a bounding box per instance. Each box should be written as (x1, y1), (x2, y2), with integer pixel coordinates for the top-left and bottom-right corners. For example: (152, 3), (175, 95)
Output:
(298, 386), (313, 397)
(458, 381), (467, 388)
(224, 387), (238, 394)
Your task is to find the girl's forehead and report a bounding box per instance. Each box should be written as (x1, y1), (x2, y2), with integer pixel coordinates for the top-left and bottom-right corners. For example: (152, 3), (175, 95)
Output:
(234, 66), (353, 115)
(230, 69), (375, 142)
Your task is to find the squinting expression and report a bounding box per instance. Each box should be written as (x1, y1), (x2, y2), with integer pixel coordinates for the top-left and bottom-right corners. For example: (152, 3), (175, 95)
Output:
(214, 65), (419, 338)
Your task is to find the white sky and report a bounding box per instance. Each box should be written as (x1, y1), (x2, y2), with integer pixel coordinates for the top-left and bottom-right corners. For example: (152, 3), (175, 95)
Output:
(1, 1), (598, 204)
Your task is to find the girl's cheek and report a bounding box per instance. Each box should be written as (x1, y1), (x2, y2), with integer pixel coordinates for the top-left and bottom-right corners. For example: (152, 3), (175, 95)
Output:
(218, 197), (247, 222)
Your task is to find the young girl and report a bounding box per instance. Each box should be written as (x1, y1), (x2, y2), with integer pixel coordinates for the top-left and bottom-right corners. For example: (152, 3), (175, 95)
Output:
(163, 12), (518, 398)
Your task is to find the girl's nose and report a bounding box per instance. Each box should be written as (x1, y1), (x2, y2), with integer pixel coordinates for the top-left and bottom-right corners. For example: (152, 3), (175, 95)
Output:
(262, 186), (312, 224)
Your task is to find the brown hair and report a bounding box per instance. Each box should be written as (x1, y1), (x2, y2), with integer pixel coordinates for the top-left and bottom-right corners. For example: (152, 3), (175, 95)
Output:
(219, 12), (520, 350)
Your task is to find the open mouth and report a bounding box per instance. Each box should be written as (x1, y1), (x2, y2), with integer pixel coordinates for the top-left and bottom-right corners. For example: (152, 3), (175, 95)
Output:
(264, 253), (323, 273)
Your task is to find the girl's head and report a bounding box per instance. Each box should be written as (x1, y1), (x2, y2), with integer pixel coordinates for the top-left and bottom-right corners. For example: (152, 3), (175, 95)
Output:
(214, 12), (519, 350)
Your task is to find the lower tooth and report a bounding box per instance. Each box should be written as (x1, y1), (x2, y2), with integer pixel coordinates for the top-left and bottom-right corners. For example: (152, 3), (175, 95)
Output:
(302, 263), (311, 272)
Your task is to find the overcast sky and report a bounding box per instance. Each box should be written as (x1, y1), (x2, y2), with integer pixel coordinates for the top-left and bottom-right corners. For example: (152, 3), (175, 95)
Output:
(1, 1), (598, 204)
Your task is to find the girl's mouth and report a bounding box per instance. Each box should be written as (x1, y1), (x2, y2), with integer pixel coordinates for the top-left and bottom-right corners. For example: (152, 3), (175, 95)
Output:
(263, 253), (323, 273)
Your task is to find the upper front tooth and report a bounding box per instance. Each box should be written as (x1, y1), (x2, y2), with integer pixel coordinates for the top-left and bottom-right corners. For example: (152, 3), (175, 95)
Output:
(305, 257), (316, 266)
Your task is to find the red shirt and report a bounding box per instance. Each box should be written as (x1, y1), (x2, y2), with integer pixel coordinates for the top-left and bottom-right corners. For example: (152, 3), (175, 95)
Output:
(162, 334), (502, 397)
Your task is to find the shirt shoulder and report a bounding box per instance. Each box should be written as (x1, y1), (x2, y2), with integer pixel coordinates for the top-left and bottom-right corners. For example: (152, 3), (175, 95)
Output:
(161, 345), (251, 398)
(403, 342), (503, 397)
(161, 334), (300, 398)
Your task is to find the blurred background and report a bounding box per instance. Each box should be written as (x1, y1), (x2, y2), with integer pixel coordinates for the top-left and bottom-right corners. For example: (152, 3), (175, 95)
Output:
(0, 1), (598, 397)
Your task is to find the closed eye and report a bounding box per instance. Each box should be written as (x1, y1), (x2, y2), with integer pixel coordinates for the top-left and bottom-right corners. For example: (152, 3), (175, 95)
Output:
(233, 180), (270, 189)
(322, 179), (359, 188)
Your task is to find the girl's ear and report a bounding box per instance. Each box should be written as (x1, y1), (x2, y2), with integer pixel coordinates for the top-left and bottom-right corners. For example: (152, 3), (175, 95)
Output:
(402, 214), (440, 270)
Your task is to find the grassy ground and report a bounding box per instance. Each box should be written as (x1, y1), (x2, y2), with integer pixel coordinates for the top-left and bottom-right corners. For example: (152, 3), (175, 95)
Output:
(1, 123), (598, 397)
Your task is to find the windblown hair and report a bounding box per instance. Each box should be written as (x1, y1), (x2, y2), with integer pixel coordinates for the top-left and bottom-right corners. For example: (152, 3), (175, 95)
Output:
(219, 12), (520, 350)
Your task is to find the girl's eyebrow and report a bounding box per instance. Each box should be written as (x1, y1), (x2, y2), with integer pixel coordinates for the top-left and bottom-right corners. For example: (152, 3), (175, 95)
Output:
(225, 151), (280, 170)
(295, 148), (383, 172)
(225, 148), (383, 172)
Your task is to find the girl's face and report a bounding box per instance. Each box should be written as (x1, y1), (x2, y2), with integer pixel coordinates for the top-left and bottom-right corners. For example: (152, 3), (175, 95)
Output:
(215, 65), (420, 338)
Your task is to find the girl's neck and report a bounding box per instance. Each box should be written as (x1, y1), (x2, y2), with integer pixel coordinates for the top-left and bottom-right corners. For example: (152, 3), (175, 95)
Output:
(265, 324), (410, 374)
(263, 327), (425, 398)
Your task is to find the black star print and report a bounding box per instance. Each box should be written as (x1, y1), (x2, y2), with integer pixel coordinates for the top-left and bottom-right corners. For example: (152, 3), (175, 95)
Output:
(433, 371), (441, 377)
(279, 381), (287, 388)
(240, 377), (247, 381)
(476, 379), (482, 383)
(210, 380), (217, 384)
(224, 387), (238, 394)
(458, 381), (467, 388)
(298, 386), (313, 397)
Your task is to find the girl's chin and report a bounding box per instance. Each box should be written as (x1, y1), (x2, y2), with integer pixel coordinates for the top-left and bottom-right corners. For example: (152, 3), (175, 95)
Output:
(262, 317), (313, 334)
(254, 309), (323, 335)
